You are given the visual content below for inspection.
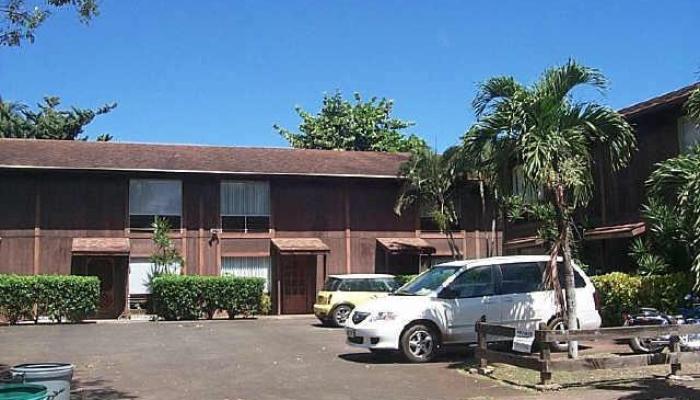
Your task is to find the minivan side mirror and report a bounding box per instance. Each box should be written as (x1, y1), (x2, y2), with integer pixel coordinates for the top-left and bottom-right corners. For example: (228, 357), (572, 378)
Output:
(438, 287), (458, 299)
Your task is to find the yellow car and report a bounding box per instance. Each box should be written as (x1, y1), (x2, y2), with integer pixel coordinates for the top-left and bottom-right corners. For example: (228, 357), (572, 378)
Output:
(314, 274), (400, 327)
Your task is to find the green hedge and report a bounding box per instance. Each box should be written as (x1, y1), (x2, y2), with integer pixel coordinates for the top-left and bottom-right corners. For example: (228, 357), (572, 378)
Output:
(151, 275), (267, 321)
(0, 274), (100, 324)
(591, 272), (694, 326)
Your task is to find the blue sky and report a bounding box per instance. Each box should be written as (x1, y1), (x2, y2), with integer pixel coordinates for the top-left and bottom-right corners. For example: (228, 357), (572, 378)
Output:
(2, 1), (698, 150)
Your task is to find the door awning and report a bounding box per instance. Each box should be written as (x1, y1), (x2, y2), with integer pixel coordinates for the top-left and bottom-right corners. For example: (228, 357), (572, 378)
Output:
(271, 238), (330, 254)
(503, 236), (545, 250)
(377, 238), (436, 255)
(584, 222), (646, 241)
(72, 238), (130, 255)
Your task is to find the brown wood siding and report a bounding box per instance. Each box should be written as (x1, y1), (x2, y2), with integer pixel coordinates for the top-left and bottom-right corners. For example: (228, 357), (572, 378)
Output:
(0, 237), (34, 274)
(348, 180), (416, 231)
(272, 178), (345, 231)
(0, 173), (36, 230)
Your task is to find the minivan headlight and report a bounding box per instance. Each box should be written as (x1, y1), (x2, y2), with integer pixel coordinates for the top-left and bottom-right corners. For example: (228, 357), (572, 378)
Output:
(370, 311), (398, 322)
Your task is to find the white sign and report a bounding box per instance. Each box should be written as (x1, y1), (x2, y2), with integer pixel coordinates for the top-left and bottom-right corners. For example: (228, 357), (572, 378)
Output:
(512, 329), (535, 353)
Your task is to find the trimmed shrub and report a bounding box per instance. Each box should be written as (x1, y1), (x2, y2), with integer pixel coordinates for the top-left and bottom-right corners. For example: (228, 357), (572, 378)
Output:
(151, 275), (266, 321)
(591, 272), (694, 326)
(0, 274), (100, 324)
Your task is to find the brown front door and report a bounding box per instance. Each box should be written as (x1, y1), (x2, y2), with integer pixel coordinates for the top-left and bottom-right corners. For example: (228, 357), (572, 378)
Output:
(280, 255), (316, 314)
(71, 256), (127, 319)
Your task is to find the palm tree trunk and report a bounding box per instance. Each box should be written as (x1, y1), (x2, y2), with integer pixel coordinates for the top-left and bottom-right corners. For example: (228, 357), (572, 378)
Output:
(562, 226), (579, 358)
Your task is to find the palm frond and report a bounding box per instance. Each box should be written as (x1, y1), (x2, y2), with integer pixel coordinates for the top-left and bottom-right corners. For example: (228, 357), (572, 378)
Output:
(535, 59), (607, 102)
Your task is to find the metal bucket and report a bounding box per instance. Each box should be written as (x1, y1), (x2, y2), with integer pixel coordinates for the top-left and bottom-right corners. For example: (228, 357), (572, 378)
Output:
(0, 384), (48, 400)
(10, 364), (73, 400)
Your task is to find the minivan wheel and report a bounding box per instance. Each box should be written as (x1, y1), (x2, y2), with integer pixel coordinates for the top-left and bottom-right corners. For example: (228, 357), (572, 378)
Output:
(331, 304), (353, 327)
(400, 323), (438, 363)
(548, 318), (569, 352)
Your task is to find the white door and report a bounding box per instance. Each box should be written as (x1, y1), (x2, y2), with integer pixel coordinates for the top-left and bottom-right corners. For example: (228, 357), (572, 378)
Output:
(497, 262), (553, 331)
(441, 265), (499, 343)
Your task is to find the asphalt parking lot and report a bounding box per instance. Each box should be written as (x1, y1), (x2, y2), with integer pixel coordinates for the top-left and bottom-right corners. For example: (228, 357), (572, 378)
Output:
(1, 316), (525, 400)
(3, 317), (700, 400)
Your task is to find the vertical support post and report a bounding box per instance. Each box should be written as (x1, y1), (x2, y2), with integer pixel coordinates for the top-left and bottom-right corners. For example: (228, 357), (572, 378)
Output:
(478, 315), (487, 369)
(538, 322), (552, 385)
(671, 334), (682, 376)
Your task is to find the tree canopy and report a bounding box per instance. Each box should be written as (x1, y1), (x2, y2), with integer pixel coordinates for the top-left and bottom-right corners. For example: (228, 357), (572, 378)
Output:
(461, 60), (636, 356)
(274, 91), (426, 152)
(688, 87), (700, 122)
(0, 96), (116, 140)
(1, 0), (98, 46)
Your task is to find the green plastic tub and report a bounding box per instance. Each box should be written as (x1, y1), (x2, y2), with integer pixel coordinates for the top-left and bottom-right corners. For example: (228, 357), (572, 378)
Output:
(0, 384), (48, 400)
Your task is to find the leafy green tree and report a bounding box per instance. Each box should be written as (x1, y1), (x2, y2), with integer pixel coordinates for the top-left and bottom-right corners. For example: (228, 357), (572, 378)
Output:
(394, 147), (463, 257)
(633, 147), (700, 283)
(0, 96), (116, 140)
(462, 60), (636, 356)
(1, 0), (98, 46)
(147, 217), (184, 292)
(275, 91), (426, 152)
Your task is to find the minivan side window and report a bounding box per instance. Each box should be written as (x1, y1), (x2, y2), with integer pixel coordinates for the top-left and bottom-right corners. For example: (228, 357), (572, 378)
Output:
(448, 266), (495, 298)
(499, 262), (544, 294)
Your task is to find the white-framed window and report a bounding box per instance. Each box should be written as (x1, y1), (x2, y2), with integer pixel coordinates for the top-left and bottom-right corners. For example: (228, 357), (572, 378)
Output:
(221, 256), (271, 292)
(678, 117), (700, 154)
(220, 181), (270, 232)
(129, 179), (182, 229)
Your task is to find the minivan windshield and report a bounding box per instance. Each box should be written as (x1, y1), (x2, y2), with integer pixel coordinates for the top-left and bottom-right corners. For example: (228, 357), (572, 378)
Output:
(394, 266), (461, 296)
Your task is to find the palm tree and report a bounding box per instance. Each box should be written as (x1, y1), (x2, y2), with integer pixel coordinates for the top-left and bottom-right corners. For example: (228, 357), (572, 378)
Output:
(462, 60), (636, 357)
(394, 147), (463, 259)
(643, 147), (700, 282)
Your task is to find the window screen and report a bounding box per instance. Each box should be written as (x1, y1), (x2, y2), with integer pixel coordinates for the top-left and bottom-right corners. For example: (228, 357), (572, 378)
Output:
(221, 256), (271, 292)
(499, 262), (544, 294)
(129, 180), (182, 229)
(449, 266), (495, 298)
(221, 181), (270, 232)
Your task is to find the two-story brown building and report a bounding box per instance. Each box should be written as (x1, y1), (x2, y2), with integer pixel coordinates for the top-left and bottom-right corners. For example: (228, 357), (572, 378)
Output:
(0, 139), (500, 318)
(504, 83), (700, 273)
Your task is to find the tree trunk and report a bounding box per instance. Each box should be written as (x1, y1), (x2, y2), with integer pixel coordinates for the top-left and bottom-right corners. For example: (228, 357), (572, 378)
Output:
(562, 226), (579, 358)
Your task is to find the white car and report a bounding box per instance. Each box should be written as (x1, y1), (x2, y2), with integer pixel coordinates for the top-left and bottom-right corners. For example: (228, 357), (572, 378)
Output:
(345, 255), (601, 362)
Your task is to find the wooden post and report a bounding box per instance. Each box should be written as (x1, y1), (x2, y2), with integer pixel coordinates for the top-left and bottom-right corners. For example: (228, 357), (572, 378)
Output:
(478, 315), (488, 369)
(670, 334), (682, 376)
(538, 322), (552, 385)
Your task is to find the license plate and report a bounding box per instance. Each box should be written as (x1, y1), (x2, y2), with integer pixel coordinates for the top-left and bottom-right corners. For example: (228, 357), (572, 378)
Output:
(347, 328), (356, 338)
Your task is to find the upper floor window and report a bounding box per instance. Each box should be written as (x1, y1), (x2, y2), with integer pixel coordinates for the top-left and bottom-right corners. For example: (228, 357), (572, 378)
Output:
(678, 117), (700, 153)
(221, 181), (270, 232)
(512, 165), (538, 202)
(129, 179), (182, 230)
(419, 198), (462, 232)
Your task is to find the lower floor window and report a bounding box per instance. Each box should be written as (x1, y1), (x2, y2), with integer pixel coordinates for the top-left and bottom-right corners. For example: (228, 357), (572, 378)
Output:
(129, 258), (181, 295)
(221, 256), (271, 292)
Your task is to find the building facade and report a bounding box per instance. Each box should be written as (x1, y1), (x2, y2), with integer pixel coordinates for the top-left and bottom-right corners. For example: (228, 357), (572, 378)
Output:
(503, 83), (700, 273)
(0, 139), (500, 317)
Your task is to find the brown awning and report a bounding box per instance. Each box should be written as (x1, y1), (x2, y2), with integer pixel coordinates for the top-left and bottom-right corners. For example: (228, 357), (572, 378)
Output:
(377, 238), (436, 254)
(584, 222), (646, 241)
(72, 238), (130, 255)
(503, 236), (545, 250)
(271, 238), (330, 254)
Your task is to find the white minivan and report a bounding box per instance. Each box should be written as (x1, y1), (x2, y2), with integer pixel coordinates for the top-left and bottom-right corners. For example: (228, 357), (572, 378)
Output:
(345, 255), (601, 362)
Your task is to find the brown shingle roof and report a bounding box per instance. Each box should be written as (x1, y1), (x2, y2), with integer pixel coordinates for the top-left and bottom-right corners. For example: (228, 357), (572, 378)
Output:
(271, 238), (330, 253)
(0, 139), (409, 179)
(377, 238), (436, 254)
(72, 238), (130, 255)
(619, 82), (700, 118)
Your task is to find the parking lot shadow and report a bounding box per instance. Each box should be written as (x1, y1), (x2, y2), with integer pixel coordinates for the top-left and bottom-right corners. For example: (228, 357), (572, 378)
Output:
(70, 378), (138, 400)
(338, 346), (476, 365)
